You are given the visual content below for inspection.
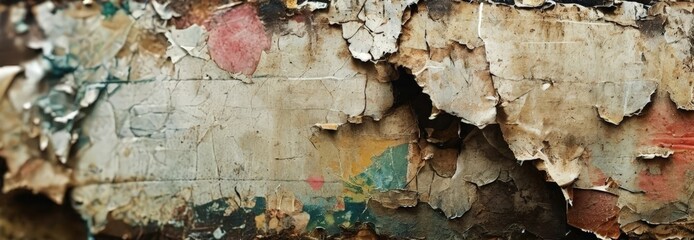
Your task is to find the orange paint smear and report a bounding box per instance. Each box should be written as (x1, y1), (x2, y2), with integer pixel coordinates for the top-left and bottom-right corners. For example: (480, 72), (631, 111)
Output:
(639, 99), (694, 201)
(567, 189), (620, 239)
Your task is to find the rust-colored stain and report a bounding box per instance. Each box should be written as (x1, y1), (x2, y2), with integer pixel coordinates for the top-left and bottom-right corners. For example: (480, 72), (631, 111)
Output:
(207, 4), (270, 76)
(117, 27), (168, 58)
(170, 0), (223, 29)
(138, 32), (168, 56)
(4, 0), (694, 239)
(640, 100), (694, 201)
(567, 189), (620, 239)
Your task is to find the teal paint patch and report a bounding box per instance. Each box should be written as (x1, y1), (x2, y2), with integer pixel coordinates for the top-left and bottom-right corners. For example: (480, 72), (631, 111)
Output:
(303, 197), (376, 234)
(346, 143), (409, 194)
(192, 196), (381, 237)
(44, 54), (78, 78)
(298, 196), (339, 210)
(101, 2), (119, 18)
(121, 0), (133, 15)
(182, 144), (408, 237)
(100, 0), (135, 18)
(190, 197), (266, 238)
(193, 197), (266, 226)
(193, 198), (231, 223)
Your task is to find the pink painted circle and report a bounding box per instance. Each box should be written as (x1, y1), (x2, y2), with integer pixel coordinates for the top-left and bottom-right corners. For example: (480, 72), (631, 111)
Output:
(207, 4), (271, 76)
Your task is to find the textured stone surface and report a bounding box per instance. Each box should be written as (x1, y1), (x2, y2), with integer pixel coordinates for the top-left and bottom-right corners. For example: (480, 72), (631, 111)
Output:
(1, 0), (694, 239)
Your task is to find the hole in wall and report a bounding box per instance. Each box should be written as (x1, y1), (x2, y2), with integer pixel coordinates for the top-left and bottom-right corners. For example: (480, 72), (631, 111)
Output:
(391, 67), (477, 147)
(0, 158), (88, 239)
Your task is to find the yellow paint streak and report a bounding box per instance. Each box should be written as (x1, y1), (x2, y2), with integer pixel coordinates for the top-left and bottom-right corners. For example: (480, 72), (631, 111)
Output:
(330, 137), (408, 202)
(255, 214), (266, 231)
(324, 213), (335, 226)
(342, 177), (373, 202)
(333, 137), (405, 178)
(285, 0), (299, 9)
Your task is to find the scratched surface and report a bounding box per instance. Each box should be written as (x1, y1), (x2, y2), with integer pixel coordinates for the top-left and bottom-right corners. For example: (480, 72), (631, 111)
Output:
(0, 0), (693, 239)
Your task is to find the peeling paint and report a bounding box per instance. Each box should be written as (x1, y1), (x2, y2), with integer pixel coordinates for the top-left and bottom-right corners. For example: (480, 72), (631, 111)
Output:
(2, 0), (694, 239)
(568, 189), (620, 239)
(207, 4), (271, 76)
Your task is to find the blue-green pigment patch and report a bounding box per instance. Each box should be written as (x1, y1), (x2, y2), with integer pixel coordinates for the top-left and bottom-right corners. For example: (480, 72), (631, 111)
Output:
(344, 143), (409, 195)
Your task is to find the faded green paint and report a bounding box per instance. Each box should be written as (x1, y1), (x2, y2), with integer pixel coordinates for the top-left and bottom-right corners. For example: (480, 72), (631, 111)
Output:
(190, 197), (266, 238)
(299, 144), (409, 233)
(100, 2), (119, 18)
(345, 143), (409, 196)
(44, 54), (78, 78)
(185, 144), (409, 236)
(303, 197), (375, 234)
(193, 197), (265, 226)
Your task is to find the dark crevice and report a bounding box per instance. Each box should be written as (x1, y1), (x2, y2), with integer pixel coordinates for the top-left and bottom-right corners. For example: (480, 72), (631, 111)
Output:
(391, 67), (423, 108)
(0, 151), (87, 239)
(0, 157), (6, 189)
(258, 0), (288, 30)
(0, 188), (88, 239)
(366, 163), (572, 239)
(0, 9), (41, 66)
(391, 67), (475, 148)
(389, 67), (578, 239)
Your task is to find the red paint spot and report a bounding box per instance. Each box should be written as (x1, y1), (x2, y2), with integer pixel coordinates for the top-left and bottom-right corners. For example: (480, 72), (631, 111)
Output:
(638, 100), (694, 201)
(306, 175), (324, 190)
(335, 197), (345, 211)
(567, 189), (620, 239)
(207, 4), (270, 76)
(291, 14), (306, 23)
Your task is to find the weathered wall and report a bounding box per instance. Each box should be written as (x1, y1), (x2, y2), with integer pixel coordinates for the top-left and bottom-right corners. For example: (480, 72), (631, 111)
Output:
(0, 0), (693, 239)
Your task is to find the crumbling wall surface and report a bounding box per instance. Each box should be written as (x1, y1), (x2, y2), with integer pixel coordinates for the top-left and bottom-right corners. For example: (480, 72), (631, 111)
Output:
(1, 0), (694, 239)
